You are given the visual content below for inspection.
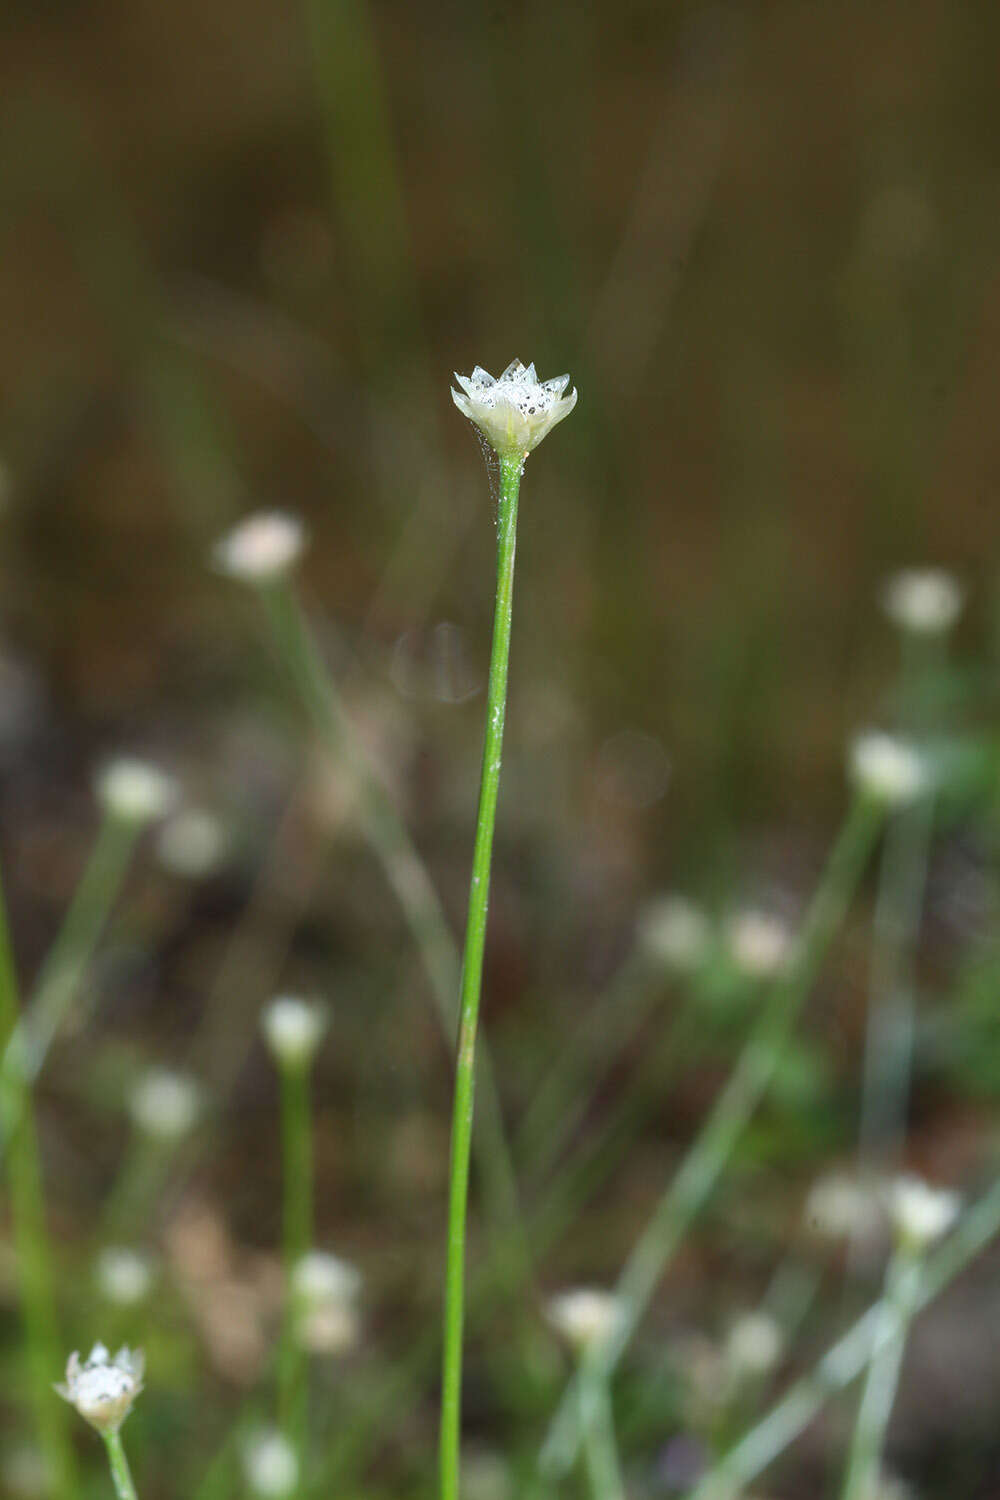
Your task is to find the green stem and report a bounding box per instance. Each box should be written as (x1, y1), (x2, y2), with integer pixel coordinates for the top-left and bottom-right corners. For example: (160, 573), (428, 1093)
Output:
(278, 1059), (314, 1461)
(841, 1247), (921, 1500)
(257, 580), (525, 1246)
(102, 1428), (140, 1500)
(0, 882), (77, 1500)
(0, 812), (138, 1160)
(539, 793), (885, 1481)
(580, 1374), (625, 1500)
(439, 453), (522, 1500)
(688, 1176), (1000, 1500)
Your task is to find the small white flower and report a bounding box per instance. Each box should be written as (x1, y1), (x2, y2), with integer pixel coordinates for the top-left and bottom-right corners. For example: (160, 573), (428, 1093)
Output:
(888, 1175), (960, 1249)
(849, 732), (927, 806)
(242, 1429), (299, 1498)
(804, 1172), (882, 1241)
(881, 569), (964, 635)
(546, 1287), (621, 1355)
(156, 809), (227, 878)
(212, 510), (306, 583)
(292, 1249), (362, 1304)
(261, 996), (328, 1069)
(291, 1250), (362, 1354)
(129, 1067), (201, 1141)
(96, 758), (178, 824)
(637, 895), (711, 973)
(726, 910), (794, 980)
(725, 1312), (783, 1379)
(94, 1247), (154, 1307)
(55, 1343), (144, 1434)
(452, 361), (577, 458)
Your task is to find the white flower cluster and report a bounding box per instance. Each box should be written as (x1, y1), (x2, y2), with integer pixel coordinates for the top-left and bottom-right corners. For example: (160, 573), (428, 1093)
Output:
(56, 1343), (144, 1434)
(129, 1067), (201, 1141)
(726, 909), (794, 980)
(849, 732), (927, 806)
(888, 1174), (960, 1249)
(242, 1428), (299, 1498)
(96, 758), (178, 824)
(94, 1247), (154, 1307)
(212, 510), (306, 583)
(546, 1287), (622, 1356)
(452, 361), (577, 458)
(291, 1249), (363, 1354)
(261, 996), (328, 1070)
(881, 568), (964, 636)
(637, 895), (711, 973)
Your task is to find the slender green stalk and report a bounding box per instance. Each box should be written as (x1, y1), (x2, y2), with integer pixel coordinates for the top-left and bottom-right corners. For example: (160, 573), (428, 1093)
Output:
(0, 811), (139, 1160)
(102, 1429), (139, 1500)
(841, 1247), (921, 1500)
(539, 793), (885, 1481)
(439, 453), (522, 1500)
(256, 579), (525, 1247)
(688, 1175), (1000, 1500)
(0, 883), (77, 1500)
(278, 1057), (314, 1455)
(580, 1375), (625, 1500)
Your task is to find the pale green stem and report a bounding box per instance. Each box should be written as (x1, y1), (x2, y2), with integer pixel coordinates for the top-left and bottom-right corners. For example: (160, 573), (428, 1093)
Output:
(102, 1428), (139, 1500)
(278, 1057), (314, 1461)
(0, 811), (139, 1160)
(539, 793), (885, 1481)
(439, 453), (522, 1500)
(580, 1374), (625, 1500)
(841, 1246), (921, 1500)
(255, 579), (526, 1250)
(688, 1176), (1000, 1500)
(0, 883), (77, 1499)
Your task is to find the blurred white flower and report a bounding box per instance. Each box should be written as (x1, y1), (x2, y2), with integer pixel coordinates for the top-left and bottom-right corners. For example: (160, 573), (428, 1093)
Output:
(262, 996), (328, 1070)
(637, 894), (711, 973)
(725, 1312), (783, 1379)
(291, 1250), (362, 1355)
(94, 1247), (154, 1307)
(212, 510), (305, 582)
(156, 809), (227, 878)
(55, 1343), (144, 1435)
(96, 758), (178, 824)
(888, 1175), (960, 1249)
(849, 732), (927, 806)
(452, 361), (577, 458)
(546, 1287), (622, 1356)
(462, 1446), (514, 1500)
(726, 909), (793, 979)
(242, 1429), (298, 1498)
(881, 569), (964, 636)
(129, 1068), (201, 1141)
(804, 1172), (882, 1241)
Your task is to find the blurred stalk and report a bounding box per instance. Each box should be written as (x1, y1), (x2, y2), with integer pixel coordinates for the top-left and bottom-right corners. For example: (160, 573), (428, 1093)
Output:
(688, 1174), (1000, 1500)
(102, 1429), (140, 1500)
(538, 792), (885, 1483)
(0, 810), (139, 1161)
(277, 1053), (315, 1473)
(840, 1246), (921, 1500)
(439, 453), (522, 1500)
(0, 880), (77, 1500)
(255, 578), (526, 1248)
(580, 1375), (625, 1500)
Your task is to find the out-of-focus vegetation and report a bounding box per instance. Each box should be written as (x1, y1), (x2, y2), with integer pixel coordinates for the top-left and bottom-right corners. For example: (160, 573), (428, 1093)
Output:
(2, 2), (1000, 1498)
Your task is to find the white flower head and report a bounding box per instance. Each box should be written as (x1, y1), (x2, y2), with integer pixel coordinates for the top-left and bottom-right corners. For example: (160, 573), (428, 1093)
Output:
(888, 1174), (960, 1249)
(881, 569), (964, 636)
(726, 909), (794, 980)
(212, 510), (306, 583)
(156, 809), (227, 878)
(725, 1312), (783, 1379)
(849, 732), (928, 806)
(546, 1287), (622, 1356)
(452, 361), (577, 459)
(96, 758), (178, 824)
(637, 895), (711, 973)
(804, 1172), (883, 1242)
(261, 996), (328, 1069)
(95, 1247), (154, 1307)
(291, 1250), (362, 1354)
(242, 1429), (299, 1499)
(129, 1067), (201, 1141)
(55, 1343), (144, 1435)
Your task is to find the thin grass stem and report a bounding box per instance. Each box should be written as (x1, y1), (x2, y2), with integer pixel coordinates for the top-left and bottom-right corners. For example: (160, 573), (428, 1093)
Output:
(840, 1247), (921, 1500)
(102, 1428), (140, 1500)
